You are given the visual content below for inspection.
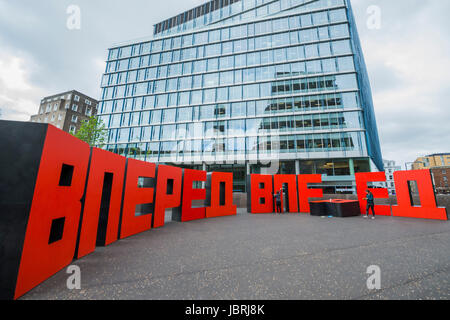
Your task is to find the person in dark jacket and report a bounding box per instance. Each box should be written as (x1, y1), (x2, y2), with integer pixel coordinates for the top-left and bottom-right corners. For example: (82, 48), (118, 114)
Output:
(364, 189), (375, 219)
(274, 190), (282, 214)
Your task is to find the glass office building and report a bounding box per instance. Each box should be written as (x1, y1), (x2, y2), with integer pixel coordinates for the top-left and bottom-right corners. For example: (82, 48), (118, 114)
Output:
(98, 0), (384, 193)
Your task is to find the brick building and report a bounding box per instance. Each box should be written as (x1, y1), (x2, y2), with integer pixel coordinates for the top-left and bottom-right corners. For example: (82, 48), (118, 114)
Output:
(431, 167), (450, 194)
(30, 90), (98, 135)
(412, 153), (450, 170)
(411, 153), (450, 194)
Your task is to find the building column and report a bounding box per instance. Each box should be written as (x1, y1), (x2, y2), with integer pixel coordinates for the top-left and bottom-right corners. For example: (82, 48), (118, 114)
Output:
(349, 158), (355, 176)
(295, 160), (300, 175)
(349, 158), (356, 194)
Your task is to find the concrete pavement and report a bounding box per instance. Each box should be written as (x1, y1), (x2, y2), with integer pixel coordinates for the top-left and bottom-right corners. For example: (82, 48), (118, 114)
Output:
(21, 209), (450, 300)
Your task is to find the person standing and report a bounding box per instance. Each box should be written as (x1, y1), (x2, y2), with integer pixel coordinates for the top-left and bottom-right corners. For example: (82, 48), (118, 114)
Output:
(364, 189), (375, 219)
(274, 190), (282, 214)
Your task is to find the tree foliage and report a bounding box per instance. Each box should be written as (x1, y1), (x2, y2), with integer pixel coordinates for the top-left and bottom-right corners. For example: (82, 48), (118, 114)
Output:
(72, 116), (107, 147)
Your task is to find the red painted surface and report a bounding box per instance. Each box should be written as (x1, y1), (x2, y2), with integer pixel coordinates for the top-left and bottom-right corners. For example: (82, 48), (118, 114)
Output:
(77, 148), (126, 259)
(355, 172), (391, 216)
(120, 159), (155, 239)
(274, 175), (299, 213)
(179, 169), (207, 222)
(249, 174), (274, 214)
(206, 172), (237, 218)
(297, 174), (323, 213)
(153, 165), (182, 228)
(15, 126), (90, 299)
(392, 170), (448, 220)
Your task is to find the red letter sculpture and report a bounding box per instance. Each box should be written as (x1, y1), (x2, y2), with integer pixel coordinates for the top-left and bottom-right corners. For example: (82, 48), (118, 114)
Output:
(206, 172), (237, 218)
(355, 172), (391, 216)
(173, 169), (207, 222)
(120, 159), (156, 239)
(153, 165), (182, 228)
(77, 148), (126, 258)
(274, 175), (299, 213)
(14, 126), (90, 299)
(297, 174), (323, 213)
(392, 170), (447, 220)
(247, 174), (274, 214)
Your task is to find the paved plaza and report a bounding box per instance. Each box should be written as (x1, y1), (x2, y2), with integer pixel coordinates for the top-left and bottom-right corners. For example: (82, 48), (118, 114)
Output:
(21, 209), (450, 300)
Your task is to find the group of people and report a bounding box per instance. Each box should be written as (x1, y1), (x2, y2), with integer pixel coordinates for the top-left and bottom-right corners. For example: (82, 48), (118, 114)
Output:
(272, 188), (377, 219)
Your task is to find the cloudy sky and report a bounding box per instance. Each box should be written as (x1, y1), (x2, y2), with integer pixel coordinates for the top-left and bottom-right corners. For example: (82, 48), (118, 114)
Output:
(0, 0), (449, 168)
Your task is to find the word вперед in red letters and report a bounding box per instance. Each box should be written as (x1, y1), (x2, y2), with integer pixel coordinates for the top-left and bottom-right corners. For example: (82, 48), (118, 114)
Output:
(0, 121), (447, 300)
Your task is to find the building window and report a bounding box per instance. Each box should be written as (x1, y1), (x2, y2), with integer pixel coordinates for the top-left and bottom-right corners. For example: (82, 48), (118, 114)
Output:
(51, 114), (56, 122)
(74, 95), (80, 102)
(58, 114), (62, 121)
(53, 104), (58, 111)
(71, 115), (78, 123)
(85, 108), (92, 116)
(72, 104), (78, 112)
(85, 99), (92, 106)
(69, 125), (76, 134)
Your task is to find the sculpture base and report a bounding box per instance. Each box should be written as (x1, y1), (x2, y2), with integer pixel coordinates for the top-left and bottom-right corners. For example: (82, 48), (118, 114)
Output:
(309, 200), (361, 218)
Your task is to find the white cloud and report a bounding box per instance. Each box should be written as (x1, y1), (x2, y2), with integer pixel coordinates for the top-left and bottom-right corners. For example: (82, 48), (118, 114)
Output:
(0, 51), (44, 120)
(352, 0), (450, 166)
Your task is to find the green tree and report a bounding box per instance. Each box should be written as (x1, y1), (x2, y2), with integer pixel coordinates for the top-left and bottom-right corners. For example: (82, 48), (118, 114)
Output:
(72, 116), (108, 147)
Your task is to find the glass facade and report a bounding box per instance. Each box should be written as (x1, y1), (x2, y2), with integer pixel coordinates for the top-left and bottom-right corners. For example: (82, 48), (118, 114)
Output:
(98, 0), (384, 192)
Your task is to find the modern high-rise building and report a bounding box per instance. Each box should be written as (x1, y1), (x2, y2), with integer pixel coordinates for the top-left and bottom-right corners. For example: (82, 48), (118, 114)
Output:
(98, 0), (383, 192)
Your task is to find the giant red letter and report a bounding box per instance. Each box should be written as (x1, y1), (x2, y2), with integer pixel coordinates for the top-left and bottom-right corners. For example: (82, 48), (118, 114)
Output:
(247, 174), (274, 214)
(120, 159), (155, 239)
(392, 170), (447, 220)
(153, 165), (182, 228)
(274, 175), (299, 213)
(15, 126), (90, 299)
(173, 169), (207, 222)
(206, 172), (237, 218)
(297, 174), (323, 213)
(355, 172), (391, 216)
(77, 148), (126, 258)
